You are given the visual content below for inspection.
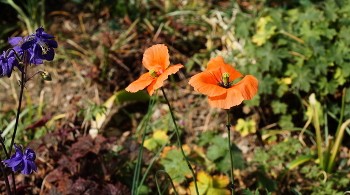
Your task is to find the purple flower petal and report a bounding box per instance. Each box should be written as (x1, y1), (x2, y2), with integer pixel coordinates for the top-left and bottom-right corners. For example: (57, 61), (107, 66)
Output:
(45, 49), (55, 61)
(48, 40), (58, 48)
(8, 37), (23, 46)
(41, 32), (55, 39)
(36, 27), (44, 35)
(21, 39), (35, 50)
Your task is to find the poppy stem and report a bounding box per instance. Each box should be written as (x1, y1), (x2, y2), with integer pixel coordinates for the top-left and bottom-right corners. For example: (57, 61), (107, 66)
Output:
(161, 87), (200, 195)
(226, 109), (235, 195)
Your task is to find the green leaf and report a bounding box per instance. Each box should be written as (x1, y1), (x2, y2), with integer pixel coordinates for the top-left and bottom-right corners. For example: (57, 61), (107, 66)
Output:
(308, 39), (325, 57)
(235, 118), (256, 137)
(346, 88), (350, 103)
(298, 6), (323, 22)
(299, 21), (322, 42)
(339, 62), (350, 77)
(244, 94), (260, 107)
(252, 16), (277, 46)
(115, 90), (150, 104)
(143, 130), (169, 151)
(235, 14), (253, 39)
(242, 188), (255, 195)
(256, 171), (277, 192)
(189, 171), (230, 195)
(278, 115), (294, 129)
(324, 1), (339, 21)
(306, 57), (328, 75)
(197, 131), (216, 147)
(258, 74), (275, 94)
(256, 43), (288, 72)
(291, 65), (315, 92)
(207, 145), (226, 161)
(271, 101), (288, 114)
(276, 83), (289, 98)
(318, 77), (339, 95)
(286, 155), (316, 170)
(218, 143), (244, 172)
(159, 148), (192, 183)
(338, 26), (350, 45)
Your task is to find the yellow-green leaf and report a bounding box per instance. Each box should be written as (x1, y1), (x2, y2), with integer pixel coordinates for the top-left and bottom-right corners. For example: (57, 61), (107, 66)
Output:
(144, 130), (169, 151)
(235, 118), (256, 137)
(189, 171), (230, 195)
(252, 16), (277, 46)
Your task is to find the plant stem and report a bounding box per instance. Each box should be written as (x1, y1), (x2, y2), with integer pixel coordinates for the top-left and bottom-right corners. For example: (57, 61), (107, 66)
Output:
(131, 96), (155, 195)
(335, 88), (346, 138)
(327, 118), (350, 172)
(1, 130), (16, 195)
(155, 170), (178, 195)
(161, 87), (199, 195)
(226, 109), (235, 195)
(9, 51), (28, 155)
(0, 162), (11, 195)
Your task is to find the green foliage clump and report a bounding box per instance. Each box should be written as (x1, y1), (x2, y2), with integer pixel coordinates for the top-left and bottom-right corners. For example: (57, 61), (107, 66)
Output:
(197, 131), (244, 172)
(300, 166), (350, 195)
(232, 0), (350, 125)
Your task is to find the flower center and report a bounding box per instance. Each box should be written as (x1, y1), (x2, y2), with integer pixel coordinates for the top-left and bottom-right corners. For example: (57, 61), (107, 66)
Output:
(218, 72), (232, 88)
(37, 40), (50, 55)
(149, 70), (159, 78)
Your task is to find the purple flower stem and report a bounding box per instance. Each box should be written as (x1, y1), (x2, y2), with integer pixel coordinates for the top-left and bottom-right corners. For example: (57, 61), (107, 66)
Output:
(0, 162), (12, 195)
(7, 51), (28, 195)
(5, 48), (22, 62)
(25, 71), (44, 82)
(0, 137), (15, 195)
(9, 50), (28, 155)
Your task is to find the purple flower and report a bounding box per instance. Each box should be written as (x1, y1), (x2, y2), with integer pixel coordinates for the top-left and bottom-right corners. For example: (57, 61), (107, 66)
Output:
(0, 51), (19, 77)
(8, 36), (43, 65)
(21, 27), (57, 63)
(2, 144), (38, 175)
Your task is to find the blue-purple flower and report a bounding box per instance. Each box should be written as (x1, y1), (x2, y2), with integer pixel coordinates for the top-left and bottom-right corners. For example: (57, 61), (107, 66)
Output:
(2, 144), (38, 175)
(21, 27), (57, 63)
(0, 50), (19, 77)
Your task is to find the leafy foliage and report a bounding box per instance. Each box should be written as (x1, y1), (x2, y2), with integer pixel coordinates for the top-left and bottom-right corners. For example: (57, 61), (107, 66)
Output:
(189, 171), (230, 195)
(197, 131), (244, 172)
(159, 146), (193, 184)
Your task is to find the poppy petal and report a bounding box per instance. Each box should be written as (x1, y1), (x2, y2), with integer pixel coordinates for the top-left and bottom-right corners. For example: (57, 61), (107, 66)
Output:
(208, 88), (244, 109)
(207, 56), (243, 80)
(146, 80), (157, 95)
(232, 75), (258, 100)
(125, 72), (154, 93)
(142, 44), (170, 71)
(189, 71), (226, 97)
(147, 64), (184, 95)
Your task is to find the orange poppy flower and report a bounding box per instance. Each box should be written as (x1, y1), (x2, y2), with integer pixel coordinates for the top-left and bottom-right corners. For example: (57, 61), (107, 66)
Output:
(125, 44), (184, 95)
(188, 56), (258, 109)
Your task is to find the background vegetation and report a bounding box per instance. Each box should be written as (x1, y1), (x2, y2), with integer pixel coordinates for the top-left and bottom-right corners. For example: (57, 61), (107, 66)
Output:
(0, 0), (350, 194)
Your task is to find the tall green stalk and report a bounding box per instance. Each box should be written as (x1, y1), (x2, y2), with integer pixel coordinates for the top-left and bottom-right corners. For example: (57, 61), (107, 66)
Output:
(131, 96), (156, 195)
(327, 119), (350, 172)
(226, 109), (235, 195)
(161, 87), (199, 195)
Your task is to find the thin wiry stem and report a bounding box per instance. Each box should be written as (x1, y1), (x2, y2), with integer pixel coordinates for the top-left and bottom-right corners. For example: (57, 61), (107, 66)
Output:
(155, 170), (178, 195)
(161, 87), (199, 195)
(0, 162), (11, 195)
(9, 51), (28, 155)
(1, 140), (16, 195)
(226, 109), (235, 195)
